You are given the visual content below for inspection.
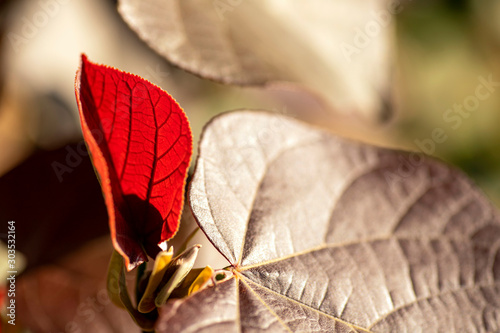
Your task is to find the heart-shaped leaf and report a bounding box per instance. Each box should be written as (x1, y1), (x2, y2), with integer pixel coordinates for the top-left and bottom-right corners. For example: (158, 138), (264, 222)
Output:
(75, 55), (193, 270)
(118, 0), (394, 122)
(157, 111), (500, 332)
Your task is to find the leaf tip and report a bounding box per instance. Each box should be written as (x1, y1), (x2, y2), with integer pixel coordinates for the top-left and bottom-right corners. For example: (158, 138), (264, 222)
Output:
(158, 240), (168, 252)
(126, 257), (145, 272)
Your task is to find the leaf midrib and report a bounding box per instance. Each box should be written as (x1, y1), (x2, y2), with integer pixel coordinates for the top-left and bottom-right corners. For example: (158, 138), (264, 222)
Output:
(239, 273), (500, 332)
(240, 275), (372, 333)
(237, 233), (470, 272)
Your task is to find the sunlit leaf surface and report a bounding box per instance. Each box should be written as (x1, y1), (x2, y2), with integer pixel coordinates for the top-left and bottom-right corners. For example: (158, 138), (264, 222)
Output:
(157, 111), (500, 332)
(76, 55), (193, 270)
(118, 0), (395, 122)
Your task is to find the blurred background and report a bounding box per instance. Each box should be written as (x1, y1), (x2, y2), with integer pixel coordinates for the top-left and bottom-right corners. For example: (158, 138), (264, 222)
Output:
(0, 0), (499, 331)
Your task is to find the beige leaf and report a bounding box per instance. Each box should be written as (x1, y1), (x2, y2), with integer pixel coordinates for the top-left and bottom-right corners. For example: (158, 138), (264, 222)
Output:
(157, 111), (500, 332)
(118, 0), (395, 122)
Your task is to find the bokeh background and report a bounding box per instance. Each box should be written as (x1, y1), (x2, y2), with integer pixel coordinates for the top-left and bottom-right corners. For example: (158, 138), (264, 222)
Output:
(0, 0), (499, 331)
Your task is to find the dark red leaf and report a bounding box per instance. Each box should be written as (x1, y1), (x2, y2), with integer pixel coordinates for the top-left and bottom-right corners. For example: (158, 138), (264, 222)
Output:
(75, 54), (192, 270)
(15, 238), (138, 333)
(0, 144), (108, 271)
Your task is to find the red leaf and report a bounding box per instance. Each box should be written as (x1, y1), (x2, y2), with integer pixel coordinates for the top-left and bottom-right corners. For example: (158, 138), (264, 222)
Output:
(75, 54), (192, 270)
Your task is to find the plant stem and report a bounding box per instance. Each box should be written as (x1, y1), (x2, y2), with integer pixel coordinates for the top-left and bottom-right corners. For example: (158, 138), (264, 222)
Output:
(177, 227), (200, 254)
(135, 261), (147, 306)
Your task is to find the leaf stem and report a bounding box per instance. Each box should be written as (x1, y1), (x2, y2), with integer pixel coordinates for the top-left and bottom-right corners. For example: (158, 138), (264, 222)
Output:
(177, 227), (200, 254)
(136, 261), (147, 306)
